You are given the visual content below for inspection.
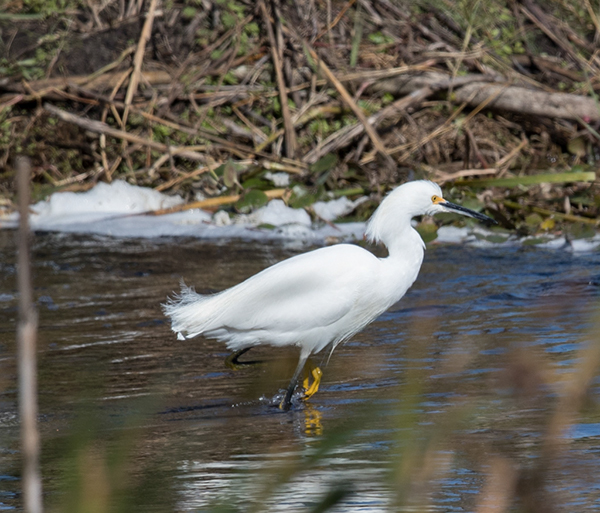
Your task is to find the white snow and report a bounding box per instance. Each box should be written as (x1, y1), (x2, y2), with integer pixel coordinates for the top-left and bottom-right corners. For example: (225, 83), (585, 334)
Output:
(435, 225), (473, 244)
(32, 180), (183, 221)
(264, 172), (290, 187)
(250, 199), (311, 227)
(569, 237), (600, 252)
(312, 196), (367, 221)
(0, 180), (362, 242)
(1, 180), (598, 251)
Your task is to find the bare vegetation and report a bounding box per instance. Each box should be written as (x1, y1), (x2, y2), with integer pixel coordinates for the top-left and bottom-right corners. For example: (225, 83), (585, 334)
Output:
(0, 0), (599, 236)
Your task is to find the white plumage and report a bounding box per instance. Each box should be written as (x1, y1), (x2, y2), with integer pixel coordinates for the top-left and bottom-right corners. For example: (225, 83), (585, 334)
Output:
(163, 180), (494, 409)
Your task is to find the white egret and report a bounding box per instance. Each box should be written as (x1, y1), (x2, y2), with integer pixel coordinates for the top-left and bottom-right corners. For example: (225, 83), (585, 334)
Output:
(163, 180), (495, 410)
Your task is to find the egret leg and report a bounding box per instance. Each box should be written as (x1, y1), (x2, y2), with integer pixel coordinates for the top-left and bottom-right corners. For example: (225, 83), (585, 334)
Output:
(279, 353), (309, 411)
(225, 347), (255, 370)
(303, 364), (323, 400)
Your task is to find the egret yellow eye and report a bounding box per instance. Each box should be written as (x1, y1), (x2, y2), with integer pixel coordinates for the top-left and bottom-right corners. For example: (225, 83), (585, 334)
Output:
(431, 195), (444, 204)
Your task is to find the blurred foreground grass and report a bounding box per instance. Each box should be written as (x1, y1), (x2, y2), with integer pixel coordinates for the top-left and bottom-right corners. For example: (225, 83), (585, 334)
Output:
(30, 305), (600, 513)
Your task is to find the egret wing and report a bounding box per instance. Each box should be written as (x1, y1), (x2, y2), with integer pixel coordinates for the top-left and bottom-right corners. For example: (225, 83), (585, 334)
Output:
(164, 244), (382, 349)
(216, 244), (378, 333)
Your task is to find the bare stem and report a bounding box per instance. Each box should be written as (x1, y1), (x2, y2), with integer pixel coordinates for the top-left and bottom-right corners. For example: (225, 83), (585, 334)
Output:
(16, 156), (43, 513)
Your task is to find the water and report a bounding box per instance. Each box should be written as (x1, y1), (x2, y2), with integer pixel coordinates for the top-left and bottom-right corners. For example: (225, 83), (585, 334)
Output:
(1, 230), (600, 511)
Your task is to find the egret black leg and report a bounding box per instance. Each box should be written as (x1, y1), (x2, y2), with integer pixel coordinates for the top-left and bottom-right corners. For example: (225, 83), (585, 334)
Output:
(225, 347), (254, 369)
(279, 353), (309, 411)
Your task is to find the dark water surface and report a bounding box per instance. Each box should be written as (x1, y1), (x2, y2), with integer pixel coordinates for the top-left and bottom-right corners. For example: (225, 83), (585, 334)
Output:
(1, 231), (600, 511)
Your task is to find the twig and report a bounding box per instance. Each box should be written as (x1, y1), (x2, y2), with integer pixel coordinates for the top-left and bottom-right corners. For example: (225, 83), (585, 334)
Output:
(155, 161), (216, 192)
(16, 156), (43, 513)
(260, 160), (306, 174)
(520, 3), (592, 73)
(101, 69), (130, 181)
(434, 168), (499, 184)
(121, 188), (288, 216)
(2, 70), (172, 98)
(465, 126), (489, 168)
(82, 45), (136, 86)
(315, 0), (357, 40)
(304, 86), (434, 164)
(259, 0), (297, 158)
(122, 0), (159, 127)
(149, 145), (210, 179)
(305, 43), (390, 160)
(495, 137), (528, 169)
(44, 103), (208, 163)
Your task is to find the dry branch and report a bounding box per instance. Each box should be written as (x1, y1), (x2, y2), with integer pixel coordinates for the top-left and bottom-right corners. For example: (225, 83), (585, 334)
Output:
(1, 70), (173, 99)
(122, 0), (159, 126)
(305, 44), (390, 160)
(454, 83), (600, 122)
(259, 0), (297, 158)
(131, 188), (287, 215)
(44, 103), (209, 163)
(304, 87), (435, 164)
(373, 72), (600, 121)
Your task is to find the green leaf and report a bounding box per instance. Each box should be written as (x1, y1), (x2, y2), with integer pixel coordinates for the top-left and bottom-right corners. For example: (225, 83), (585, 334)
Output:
(566, 223), (596, 240)
(567, 137), (586, 157)
(222, 161), (238, 189)
(415, 221), (438, 243)
(182, 6), (197, 18)
(240, 177), (270, 190)
(234, 189), (268, 214)
(525, 213), (543, 227)
(456, 171), (596, 188)
(309, 154), (338, 174)
(288, 186), (324, 209)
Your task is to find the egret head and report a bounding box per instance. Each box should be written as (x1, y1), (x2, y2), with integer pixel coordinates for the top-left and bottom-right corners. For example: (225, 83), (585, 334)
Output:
(424, 188), (495, 223)
(366, 180), (496, 246)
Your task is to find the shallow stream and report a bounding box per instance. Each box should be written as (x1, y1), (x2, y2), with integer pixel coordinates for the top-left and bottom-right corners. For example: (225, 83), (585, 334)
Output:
(1, 231), (600, 511)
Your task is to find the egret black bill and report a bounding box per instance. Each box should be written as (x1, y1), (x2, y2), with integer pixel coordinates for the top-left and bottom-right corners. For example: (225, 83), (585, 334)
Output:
(440, 200), (497, 224)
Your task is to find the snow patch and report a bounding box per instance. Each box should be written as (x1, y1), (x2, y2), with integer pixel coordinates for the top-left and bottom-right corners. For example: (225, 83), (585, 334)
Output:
(312, 196), (367, 221)
(435, 226), (473, 244)
(32, 180), (182, 221)
(2, 180), (599, 251)
(264, 172), (290, 187)
(250, 199), (311, 227)
(0, 180), (359, 242)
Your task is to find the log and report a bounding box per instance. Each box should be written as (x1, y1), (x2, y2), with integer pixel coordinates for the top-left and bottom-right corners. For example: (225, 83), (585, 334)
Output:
(453, 83), (599, 122)
(372, 72), (599, 122)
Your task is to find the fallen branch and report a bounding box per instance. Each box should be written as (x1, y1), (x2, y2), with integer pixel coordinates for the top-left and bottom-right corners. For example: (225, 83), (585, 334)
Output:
(304, 86), (434, 164)
(126, 188), (288, 216)
(373, 72), (600, 122)
(122, 0), (158, 126)
(304, 44), (390, 161)
(454, 83), (600, 122)
(1, 70), (173, 100)
(259, 0), (297, 158)
(44, 103), (209, 163)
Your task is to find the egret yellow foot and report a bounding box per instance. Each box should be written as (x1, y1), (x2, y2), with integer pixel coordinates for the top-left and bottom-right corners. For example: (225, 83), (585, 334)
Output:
(303, 366), (323, 400)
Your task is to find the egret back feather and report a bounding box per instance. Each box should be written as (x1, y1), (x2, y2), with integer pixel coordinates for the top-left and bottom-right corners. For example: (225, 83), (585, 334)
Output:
(162, 243), (417, 355)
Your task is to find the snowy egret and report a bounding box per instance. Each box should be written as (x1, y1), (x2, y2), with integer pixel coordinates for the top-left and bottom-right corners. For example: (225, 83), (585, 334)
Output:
(163, 180), (495, 410)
